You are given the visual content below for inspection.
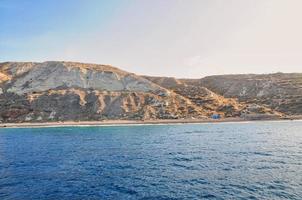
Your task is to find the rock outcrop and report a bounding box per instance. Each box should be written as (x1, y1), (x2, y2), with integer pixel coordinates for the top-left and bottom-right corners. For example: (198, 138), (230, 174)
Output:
(145, 76), (281, 118)
(0, 61), (298, 122)
(0, 62), (207, 122)
(3, 61), (168, 95)
(191, 73), (302, 115)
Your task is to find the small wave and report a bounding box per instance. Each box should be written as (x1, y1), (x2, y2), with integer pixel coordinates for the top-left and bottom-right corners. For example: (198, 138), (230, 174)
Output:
(252, 152), (273, 156)
(170, 163), (197, 170)
(110, 184), (138, 195)
(140, 196), (180, 200)
(172, 157), (192, 162)
(198, 194), (217, 199)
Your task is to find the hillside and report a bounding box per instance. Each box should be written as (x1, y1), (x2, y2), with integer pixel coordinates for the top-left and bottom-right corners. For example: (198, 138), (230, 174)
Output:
(144, 76), (281, 119)
(0, 62), (208, 122)
(0, 61), (298, 123)
(192, 73), (302, 115)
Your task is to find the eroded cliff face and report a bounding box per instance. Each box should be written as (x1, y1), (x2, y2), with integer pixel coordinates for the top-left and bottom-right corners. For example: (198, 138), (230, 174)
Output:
(1, 61), (296, 122)
(194, 73), (302, 115)
(0, 89), (208, 122)
(0, 62), (207, 122)
(144, 76), (281, 118)
(3, 61), (167, 95)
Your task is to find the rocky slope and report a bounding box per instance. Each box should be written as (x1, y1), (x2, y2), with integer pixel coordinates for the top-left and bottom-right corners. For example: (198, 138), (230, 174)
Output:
(144, 76), (281, 119)
(0, 61), (297, 123)
(189, 73), (302, 115)
(2, 61), (167, 94)
(0, 62), (208, 122)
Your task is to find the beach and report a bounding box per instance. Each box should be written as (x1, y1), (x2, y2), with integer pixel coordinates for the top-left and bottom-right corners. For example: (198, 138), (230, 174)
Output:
(1, 116), (302, 128)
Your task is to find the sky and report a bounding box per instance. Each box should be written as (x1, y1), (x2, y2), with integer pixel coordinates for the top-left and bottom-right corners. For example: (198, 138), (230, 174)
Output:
(1, 0), (302, 78)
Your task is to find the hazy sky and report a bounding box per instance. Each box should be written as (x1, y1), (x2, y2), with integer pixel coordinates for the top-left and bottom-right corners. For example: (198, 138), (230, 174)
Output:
(1, 0), (302, 78)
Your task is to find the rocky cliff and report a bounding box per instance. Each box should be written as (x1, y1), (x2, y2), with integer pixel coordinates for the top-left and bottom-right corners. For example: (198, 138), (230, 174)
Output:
(0, 61), (298, 123)
(0, 62), (207, 122)
(144, 76), (281, 119)
(191, 73), (302, 115)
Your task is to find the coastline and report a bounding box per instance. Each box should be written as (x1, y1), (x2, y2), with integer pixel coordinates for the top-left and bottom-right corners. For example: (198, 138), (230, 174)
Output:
(1, 116), (302, 128)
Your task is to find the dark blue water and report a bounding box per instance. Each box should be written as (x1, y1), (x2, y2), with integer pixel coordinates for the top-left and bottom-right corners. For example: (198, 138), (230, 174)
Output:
(0, 121), (302, 200)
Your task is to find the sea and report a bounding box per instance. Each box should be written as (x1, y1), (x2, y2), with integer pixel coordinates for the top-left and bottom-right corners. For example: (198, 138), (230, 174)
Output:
(0, 121), (302, 199)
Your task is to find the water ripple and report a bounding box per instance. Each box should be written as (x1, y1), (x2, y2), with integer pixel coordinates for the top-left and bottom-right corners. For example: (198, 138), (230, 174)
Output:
(0, 121), (302, 199)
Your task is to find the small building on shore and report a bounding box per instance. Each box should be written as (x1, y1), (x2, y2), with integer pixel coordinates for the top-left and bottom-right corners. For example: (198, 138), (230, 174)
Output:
(211, 114), (221, 119)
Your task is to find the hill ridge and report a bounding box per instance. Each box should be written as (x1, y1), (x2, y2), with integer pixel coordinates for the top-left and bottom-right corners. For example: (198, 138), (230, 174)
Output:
(1, 61), (300, 122)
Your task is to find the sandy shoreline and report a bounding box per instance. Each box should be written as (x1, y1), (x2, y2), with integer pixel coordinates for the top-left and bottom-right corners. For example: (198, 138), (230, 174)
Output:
(1, 117), (302, 128)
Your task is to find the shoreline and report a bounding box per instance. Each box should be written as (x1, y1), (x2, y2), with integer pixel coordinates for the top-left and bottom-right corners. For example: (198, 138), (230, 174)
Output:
(1, 117), (302, 128)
